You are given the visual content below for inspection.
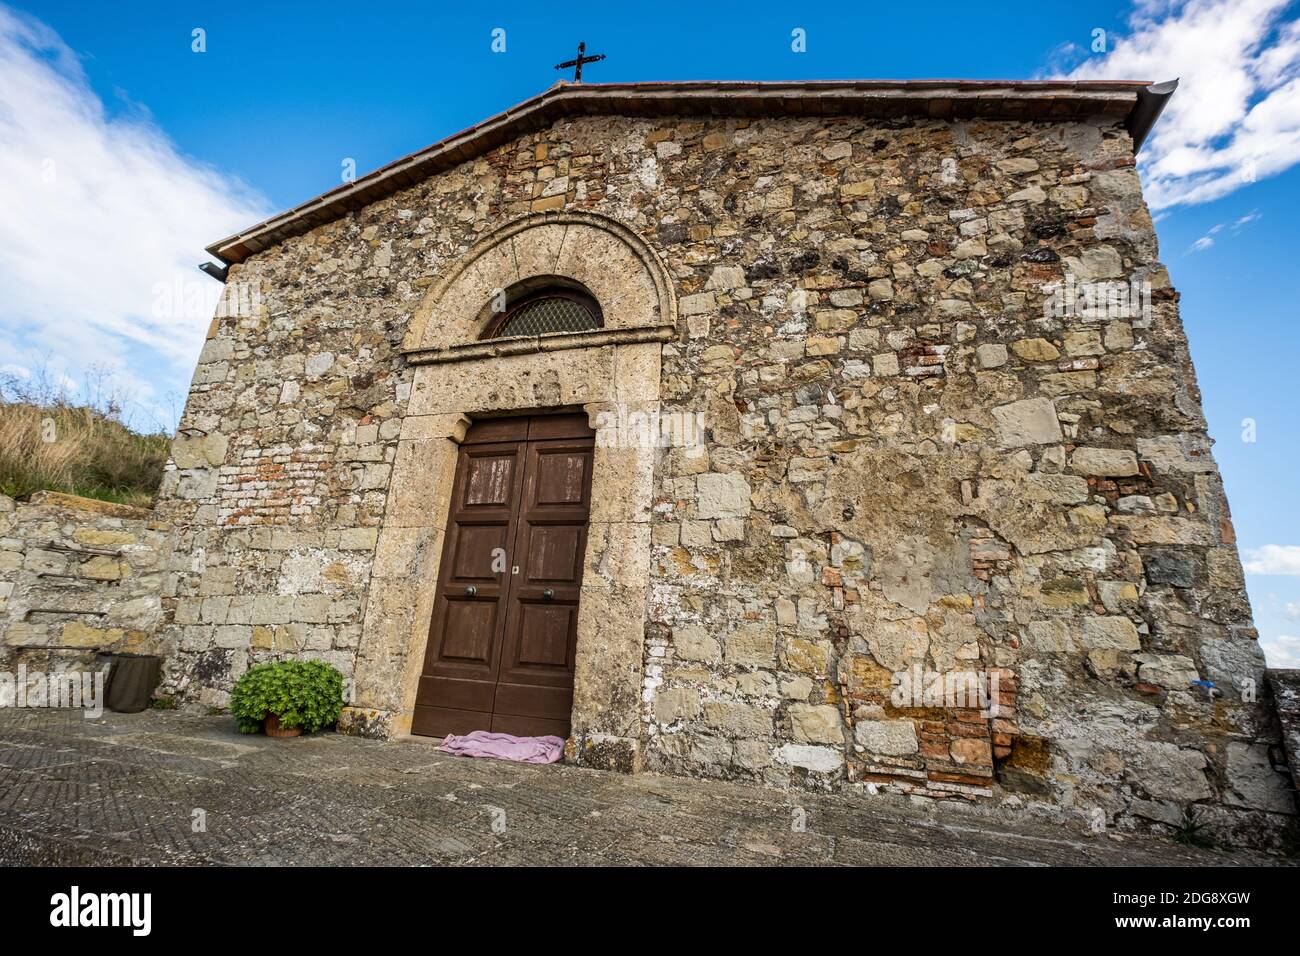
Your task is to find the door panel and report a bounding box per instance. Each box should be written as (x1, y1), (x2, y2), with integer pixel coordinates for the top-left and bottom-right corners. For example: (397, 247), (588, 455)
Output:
(515, 602), (575, 667)
(412, 438), (525, 738)
(463, 455), (516, 506)
(448, 525), (510, 581)
(496, 437), (591, 703)
(534, 451), (588, 505)
(492, 683), (573, 721)
(439, 599), (498, 662)
(526, 526), (583, 580)
(488, 713), (571, 738)
(526, 412), (593, 441)
(413, 415), (594, 740)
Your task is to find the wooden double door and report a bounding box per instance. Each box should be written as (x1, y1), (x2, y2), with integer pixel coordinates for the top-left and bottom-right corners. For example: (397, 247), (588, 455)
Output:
(412, 413), (594, 739)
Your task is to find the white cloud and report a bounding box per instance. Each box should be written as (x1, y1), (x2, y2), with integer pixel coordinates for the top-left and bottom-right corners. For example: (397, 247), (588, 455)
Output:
(0, 5), (271, 426)
(1262, 633), (1300, 668)
(1243, 544), (1300, 575)
(1054, 0), (1300, 209)
(1284, 601), (1300, 618)
(1185, 207), (1261, 252)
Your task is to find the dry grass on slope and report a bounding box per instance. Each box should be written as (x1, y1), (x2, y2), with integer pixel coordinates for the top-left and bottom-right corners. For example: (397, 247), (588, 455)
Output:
(0, 369), (170, 508)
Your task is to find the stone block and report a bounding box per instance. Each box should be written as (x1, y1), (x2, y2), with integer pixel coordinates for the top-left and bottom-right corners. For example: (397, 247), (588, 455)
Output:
(992, 398), (1061, 447)
(1010, 338), (1060, 362)
(1135, 654), (1198, 689)
(1206, 548), (1246, 589)
(950, 737), (993, 766)
(339, 527), (379, 551)
(733, 739), (773, 771)
(1025, 620), (1075, 653)
(1071, 447), (1138, 476)
(705, 266), (746, 290)
(788, 704), (843, 744)
(1224, 742), (1296, 814)
(1125, 743), (1212, 802)
(703, 701), (773, 737)
(1144, 552), (1199, 588)
(653, 686), (701, 724)
(774, 744), (843, 773)
(976, 343), (1007, 368)
(673, 625), (720, 662)
(696, 472), (752, 519)
(854, 719), (919, 755)
(725, 623), (776, 667)
(1081, 616), (1141, 651)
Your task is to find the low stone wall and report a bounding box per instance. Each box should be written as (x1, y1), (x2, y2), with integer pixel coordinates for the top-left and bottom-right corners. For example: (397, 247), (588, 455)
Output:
(0, 492), (167, 692)
(1270, 670), (1300, 796)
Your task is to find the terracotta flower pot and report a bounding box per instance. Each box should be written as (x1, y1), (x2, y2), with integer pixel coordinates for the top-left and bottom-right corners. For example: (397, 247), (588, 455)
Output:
(264, 714), (302, 738)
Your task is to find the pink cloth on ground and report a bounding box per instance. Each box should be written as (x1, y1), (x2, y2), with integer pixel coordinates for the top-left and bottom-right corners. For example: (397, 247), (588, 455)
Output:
(437, 731), (565, 764)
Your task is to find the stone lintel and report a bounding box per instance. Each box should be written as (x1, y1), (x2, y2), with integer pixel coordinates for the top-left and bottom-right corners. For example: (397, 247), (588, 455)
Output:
(403, 324), (676, 365)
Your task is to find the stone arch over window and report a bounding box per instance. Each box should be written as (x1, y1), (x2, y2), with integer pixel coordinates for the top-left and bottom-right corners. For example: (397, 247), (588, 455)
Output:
(400, 210), (677, 362)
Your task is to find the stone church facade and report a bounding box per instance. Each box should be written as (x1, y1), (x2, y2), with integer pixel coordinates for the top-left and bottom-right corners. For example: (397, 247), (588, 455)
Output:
(155, 81), (1296, 844)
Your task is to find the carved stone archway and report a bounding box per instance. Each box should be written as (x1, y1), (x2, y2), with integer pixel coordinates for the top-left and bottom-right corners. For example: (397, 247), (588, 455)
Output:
(400, 210), (677, 363)
(345, 211), (676, 772)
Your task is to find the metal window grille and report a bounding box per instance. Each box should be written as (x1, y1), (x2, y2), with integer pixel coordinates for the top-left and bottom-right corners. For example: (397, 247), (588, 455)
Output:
(492, 295), (600, 338)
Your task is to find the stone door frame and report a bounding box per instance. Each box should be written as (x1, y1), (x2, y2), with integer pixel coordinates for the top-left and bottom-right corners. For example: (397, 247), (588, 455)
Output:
(345, 211), (676, 772)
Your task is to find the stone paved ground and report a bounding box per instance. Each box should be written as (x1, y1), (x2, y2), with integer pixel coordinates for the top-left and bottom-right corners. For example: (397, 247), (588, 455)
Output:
(0, 709), (1288, 866)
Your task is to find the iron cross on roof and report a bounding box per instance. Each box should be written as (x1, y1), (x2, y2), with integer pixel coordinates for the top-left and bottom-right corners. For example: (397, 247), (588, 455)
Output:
(554, 42), (605, 82)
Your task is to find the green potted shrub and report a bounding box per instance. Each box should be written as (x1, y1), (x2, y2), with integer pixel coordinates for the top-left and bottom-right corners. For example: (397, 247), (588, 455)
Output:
(229, 660), (344, 738)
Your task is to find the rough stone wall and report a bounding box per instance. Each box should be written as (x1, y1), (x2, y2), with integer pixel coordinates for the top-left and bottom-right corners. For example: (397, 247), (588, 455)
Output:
(156, 110), (1295, 845)
(0, 492), (166, 682)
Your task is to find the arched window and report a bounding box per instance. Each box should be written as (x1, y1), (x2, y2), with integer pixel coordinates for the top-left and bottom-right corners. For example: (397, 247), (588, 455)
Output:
(481, 278), (603, 339)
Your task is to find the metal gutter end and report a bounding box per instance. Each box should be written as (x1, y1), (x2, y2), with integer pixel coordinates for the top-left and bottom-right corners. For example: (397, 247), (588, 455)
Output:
(198, 262), (229, 283)
(1127, 79), (1177, 153)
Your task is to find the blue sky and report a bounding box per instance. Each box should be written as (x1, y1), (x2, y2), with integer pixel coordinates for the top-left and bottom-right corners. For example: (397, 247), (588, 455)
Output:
(2, 1), (1299, 665)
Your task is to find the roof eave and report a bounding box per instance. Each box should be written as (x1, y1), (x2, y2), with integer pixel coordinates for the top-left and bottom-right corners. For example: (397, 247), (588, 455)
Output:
(207, 79), (1170, 266)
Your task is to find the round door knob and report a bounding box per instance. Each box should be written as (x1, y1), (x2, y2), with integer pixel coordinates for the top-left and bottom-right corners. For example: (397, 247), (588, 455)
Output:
(464, 586), (477, 597)
(542, 588), (555, 600)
